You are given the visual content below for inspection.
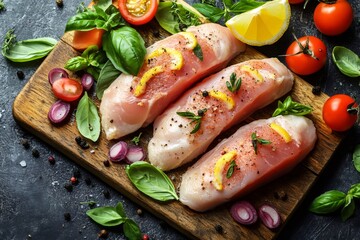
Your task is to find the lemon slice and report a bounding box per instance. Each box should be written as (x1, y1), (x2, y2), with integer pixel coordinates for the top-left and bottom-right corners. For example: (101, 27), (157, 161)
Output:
(225, 0), (291, 46)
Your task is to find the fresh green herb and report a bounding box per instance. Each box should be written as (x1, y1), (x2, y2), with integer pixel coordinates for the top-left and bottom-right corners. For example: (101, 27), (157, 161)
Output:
(155, 1), (203, 34)
(176, 108), (207, 134)
(193, 43), (203, 61)
(76, 92), (101, 142)
(102, 26), (146, 75)
(65, 45), (107, 79)
(251, 132), (271, 154)
(131, 132), (143, 146)
(65, 4), (124, 32)
(332, 46), (360, 78)
(272, 96), (313, 117)
(309, 183), (360, 221)
(0, 0), (5, 12)
(352, 144), (360, 173)
(226, 72), (242, 93)
(193, 0), (265, 23)
(96, 60), (121, 99)
(125, 161), (179, 201)
(86, 202), (142, 239)
(1, 29), (57, 62)
(226, 160), (237, 179)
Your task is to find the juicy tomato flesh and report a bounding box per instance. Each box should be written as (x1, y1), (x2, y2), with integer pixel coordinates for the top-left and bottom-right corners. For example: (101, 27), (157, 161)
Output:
(314, 0), (353, 36)
(118, 0), (158, 25)
(52, 78), (83, 102)
(322, 94), (358, 132)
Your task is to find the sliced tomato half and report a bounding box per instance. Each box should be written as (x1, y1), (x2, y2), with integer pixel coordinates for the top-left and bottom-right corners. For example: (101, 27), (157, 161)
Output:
(52, 78), (83, 102)
(118, 0), (159, 25)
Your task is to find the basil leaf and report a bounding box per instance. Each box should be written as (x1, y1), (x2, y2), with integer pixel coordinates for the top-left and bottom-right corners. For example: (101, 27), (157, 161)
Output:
(2, 37), (57, 62)
(192, 3), (224, 23)
(348, 183), (360, 199)
(102, 26), (146, 75)
(332, 46), (360, 78)
(353, 144), (360, 173)
(64, 56), (89, 71)
(230, 0), (265, 14)
(86, 206), (126, 226)
(309, 190), (346, 214)
(272, 96), (312, 117)
(76, 92), (101, 142)
(65, 10), (99, 32)
(125, 161), (179, 201)
(341, 195), (355, 221)
(115, 202), (126, 217)
(96, 60), (121, 99)
(94, 0), (113, 11)
(123, 219), (142, 240)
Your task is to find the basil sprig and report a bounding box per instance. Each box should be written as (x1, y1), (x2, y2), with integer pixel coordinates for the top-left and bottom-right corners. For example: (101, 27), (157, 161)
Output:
(126, 161), (179, 201)
(65, 4), (124, 32)
(193, 0), (265, 23)
(65, 45), (107, 79)
(86, 202), (142, 239)
(102, 26), (146, 75)
(1, 29), (57, 62)
(272, 96), (313, 117)
(309, 183), (360, 221)
(251, 132), (271, 154)
(176, 108), (207, 134)
(76, 92), (101, 142)
(332, 46), (360, 78)
(226, 72), (242, 93)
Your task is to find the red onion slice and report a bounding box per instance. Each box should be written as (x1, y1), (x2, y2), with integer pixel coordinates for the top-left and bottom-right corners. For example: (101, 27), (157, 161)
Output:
(81, 73), (94, 91)
(48, 100), (71, 124)
(125, 146), (145, 163)
(230, 200), (258, 225)
(48, 68), (69, 85)
(258, 204), (281, 229)
(109, 141), (128, 162)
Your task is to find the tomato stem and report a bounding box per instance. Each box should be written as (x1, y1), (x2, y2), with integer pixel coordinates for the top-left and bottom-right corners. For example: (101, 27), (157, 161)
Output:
(278, 33), (319, 60)
(347, 102), (359, 115)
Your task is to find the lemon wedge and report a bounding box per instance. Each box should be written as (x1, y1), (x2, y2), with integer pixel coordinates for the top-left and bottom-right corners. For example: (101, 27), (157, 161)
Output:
(270, 122), (292, 143)
(225, 0), (291, 46)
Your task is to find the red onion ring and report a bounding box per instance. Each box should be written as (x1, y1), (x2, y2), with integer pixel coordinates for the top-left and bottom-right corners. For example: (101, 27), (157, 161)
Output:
(230, 200), (258, 225)
(125, 146), (145, 163)
(258, 204), (281, 229)
(109, 141), (128, 162)
(48, 68), (69, 85)
(48, 100), (71, 125)
(81, 73), (94, 91)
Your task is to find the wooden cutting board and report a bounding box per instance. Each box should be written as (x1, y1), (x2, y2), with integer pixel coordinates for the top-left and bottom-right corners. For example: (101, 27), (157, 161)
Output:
(12, 20), (343, 239)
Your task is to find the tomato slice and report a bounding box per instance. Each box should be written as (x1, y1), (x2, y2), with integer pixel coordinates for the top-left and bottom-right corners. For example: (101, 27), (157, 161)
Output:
(118, 0), (159, 25)
(52, 78), (83, 102)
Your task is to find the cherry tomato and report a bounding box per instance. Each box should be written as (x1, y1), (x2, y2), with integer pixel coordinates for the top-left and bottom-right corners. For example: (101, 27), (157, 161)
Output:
(314, 0), (353, 36)
(118, 0), (159, 26)
(288, 0), (305, 4)
(285, 36), (327, 76)
(322, 94), (358, 132)
(52, 78), (83, 102)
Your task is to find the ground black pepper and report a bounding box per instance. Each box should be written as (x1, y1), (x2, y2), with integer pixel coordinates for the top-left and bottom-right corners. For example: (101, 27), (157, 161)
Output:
(64, 212), (71, 221)
(17, 70), (25, 79)
(215, 224), (223, 234)
(32, 149), (40, 158)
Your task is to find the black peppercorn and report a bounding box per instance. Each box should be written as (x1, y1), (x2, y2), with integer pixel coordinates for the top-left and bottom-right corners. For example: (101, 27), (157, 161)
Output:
(64, 183), (73, 192)
(48, 155), (56, 165)
(17, 70), (25, 79)
(85, 177), (92, 186)
(20, 138), (30, 149)
(202, 90), (209, 97)
(103, 190), (110, 199)
(312, 85), (321, 95)
(75, 136), (89, 149)
(152, 29), (160, 38)
(98, 229), (109, 239)
(103, 160), (110, 167)
(215, 224), (223, 234)
(32, 149), (40, 158)
(64, 212), (71, 221)
(56, 0), (63, 8)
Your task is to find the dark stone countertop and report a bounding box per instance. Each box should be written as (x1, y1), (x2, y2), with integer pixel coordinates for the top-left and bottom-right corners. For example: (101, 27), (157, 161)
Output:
(0, 0), (359, 239)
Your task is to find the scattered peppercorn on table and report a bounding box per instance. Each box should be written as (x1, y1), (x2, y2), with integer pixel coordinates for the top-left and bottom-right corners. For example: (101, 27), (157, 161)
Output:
(1, 0), (360, 240)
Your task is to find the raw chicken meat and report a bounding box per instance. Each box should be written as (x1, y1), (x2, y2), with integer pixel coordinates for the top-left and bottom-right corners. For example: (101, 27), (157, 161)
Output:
(149, 58), (294, 171)
(179, 115), (317, 212)
(100, 23), (246, 140)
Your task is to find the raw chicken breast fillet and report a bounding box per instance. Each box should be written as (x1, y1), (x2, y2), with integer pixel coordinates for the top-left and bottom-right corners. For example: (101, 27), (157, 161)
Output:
(149, 58), (294, 171)
(179, 115), (317, 212)
(100, 23), (246, 140)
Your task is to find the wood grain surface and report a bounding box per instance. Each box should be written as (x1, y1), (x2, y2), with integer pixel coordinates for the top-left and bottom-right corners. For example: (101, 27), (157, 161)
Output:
(12, 20), (343, 239)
